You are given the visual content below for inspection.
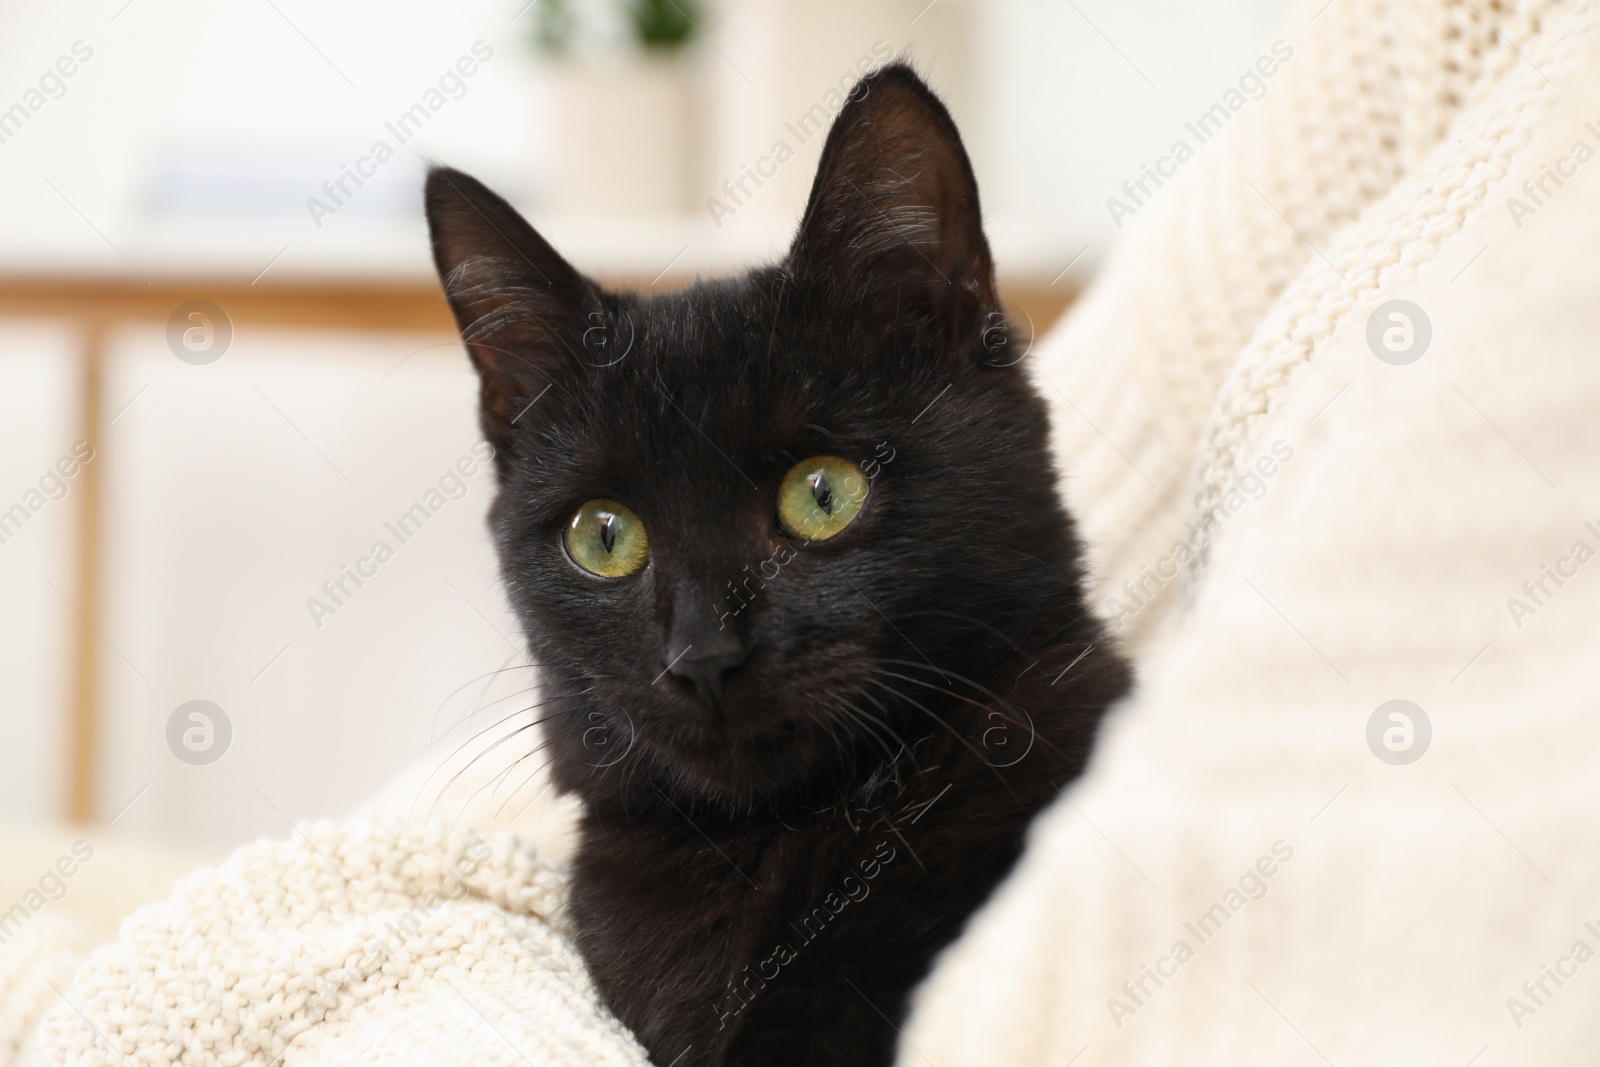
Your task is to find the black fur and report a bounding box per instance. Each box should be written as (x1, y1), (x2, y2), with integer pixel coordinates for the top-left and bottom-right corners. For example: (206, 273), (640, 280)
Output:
(425, 64), (1129, 1067)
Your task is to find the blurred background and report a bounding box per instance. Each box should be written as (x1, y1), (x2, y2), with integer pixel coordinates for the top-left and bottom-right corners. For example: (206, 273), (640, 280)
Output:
(0, 0), (1293, 867)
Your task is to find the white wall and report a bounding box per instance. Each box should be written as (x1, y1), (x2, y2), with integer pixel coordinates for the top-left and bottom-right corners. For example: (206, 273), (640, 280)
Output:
(95, 328), (520, 848)
(0, 325), (82, 825)
(0, 0), (537, 275)
(0, 0), (1294, 271)
(974, 0), (1296, 261)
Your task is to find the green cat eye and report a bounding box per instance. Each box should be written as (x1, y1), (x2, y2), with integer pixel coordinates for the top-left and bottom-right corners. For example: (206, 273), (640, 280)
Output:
(565, 499), (649, 578)
(777, 456), (869, 541)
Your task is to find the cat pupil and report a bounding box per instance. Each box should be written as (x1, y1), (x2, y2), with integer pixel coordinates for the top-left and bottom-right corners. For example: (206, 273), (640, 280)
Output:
(810, 472), (834, 514)
(599, 514), (616, 553)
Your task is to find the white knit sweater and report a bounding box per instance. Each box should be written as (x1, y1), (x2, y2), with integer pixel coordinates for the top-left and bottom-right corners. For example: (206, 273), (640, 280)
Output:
(905, 0), (1600, 1063)
(9, 0), (1600, 1061)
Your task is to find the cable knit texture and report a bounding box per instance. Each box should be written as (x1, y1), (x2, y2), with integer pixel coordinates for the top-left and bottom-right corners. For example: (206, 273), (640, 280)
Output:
(1041, 0), (1591, 643)
(902, 1), (1600, 1063)
(6, 0), (1600, 1062)
(18, 820), (649, 1067)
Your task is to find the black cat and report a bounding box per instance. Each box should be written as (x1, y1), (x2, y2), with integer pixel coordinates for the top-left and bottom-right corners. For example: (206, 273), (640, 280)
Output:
(425, 63), (1129, 1067)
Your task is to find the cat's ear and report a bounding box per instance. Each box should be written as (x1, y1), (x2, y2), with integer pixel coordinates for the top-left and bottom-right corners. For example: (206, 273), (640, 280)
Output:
(787, 63), (998, 353)
(425, 166), (594, 452)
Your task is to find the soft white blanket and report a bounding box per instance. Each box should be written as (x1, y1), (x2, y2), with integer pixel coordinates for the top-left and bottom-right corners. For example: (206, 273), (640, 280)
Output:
(16, 819), (649, 1067)
(9, 0), (1600, 1061)
(903, 0), (1600, 1063)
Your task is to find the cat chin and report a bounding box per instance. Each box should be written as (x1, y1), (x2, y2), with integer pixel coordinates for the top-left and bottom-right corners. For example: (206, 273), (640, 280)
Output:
(647, 733), (836, 807)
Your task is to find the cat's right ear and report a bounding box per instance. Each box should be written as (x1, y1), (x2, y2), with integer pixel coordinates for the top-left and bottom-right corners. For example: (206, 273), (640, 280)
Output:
(786, 64), (998, 354)
(425, 166), (592, 453)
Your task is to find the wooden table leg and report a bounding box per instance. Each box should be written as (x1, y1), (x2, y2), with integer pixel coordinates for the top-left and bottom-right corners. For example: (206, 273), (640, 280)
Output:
(66, 323), (105, 823)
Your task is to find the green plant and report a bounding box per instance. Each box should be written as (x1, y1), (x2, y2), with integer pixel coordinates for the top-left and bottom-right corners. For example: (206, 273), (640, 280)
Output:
(532, 0), (576, 55)
(529, 0), (700, 55)
(627, 0), (698, 50)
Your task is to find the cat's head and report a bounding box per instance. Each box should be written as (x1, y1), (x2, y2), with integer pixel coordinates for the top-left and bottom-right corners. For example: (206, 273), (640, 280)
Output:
(426, 65), (1089, 810)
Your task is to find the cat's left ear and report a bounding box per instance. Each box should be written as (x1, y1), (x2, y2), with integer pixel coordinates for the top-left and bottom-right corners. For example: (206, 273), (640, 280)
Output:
(425, 166), (596, 457)
(787, 63), (998, 356)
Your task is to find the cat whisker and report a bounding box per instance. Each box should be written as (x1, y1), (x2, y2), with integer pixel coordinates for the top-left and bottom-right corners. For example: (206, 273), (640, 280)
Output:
(875, 657), (1050, 741)
(412, 690), (591, 824)
(428, 657), (544, 741)
(862, 678), (1018, 798)
(490, 734), (564, 820)
(869, 666), (1059, 763)
(434, 712), (584, 831)
(427, 732), (542, 827)
(426, 718), (536, 827)
(821, 698), (884, 778)
(432, 684), (545, 745)
(615, 729), (654, 825)
(419, 688), (588, 794)
(806, 697), (851, 765)
(895, 608), (1028, 660)
(505, 767), (560, 823)
(876, 657), (1027, 719)
(441, 727), (549, 834)
(823, 692), (918, 775)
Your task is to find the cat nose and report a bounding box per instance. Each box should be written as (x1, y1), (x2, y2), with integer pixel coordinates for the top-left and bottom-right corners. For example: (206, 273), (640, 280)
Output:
(665, 635), (750, 705)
